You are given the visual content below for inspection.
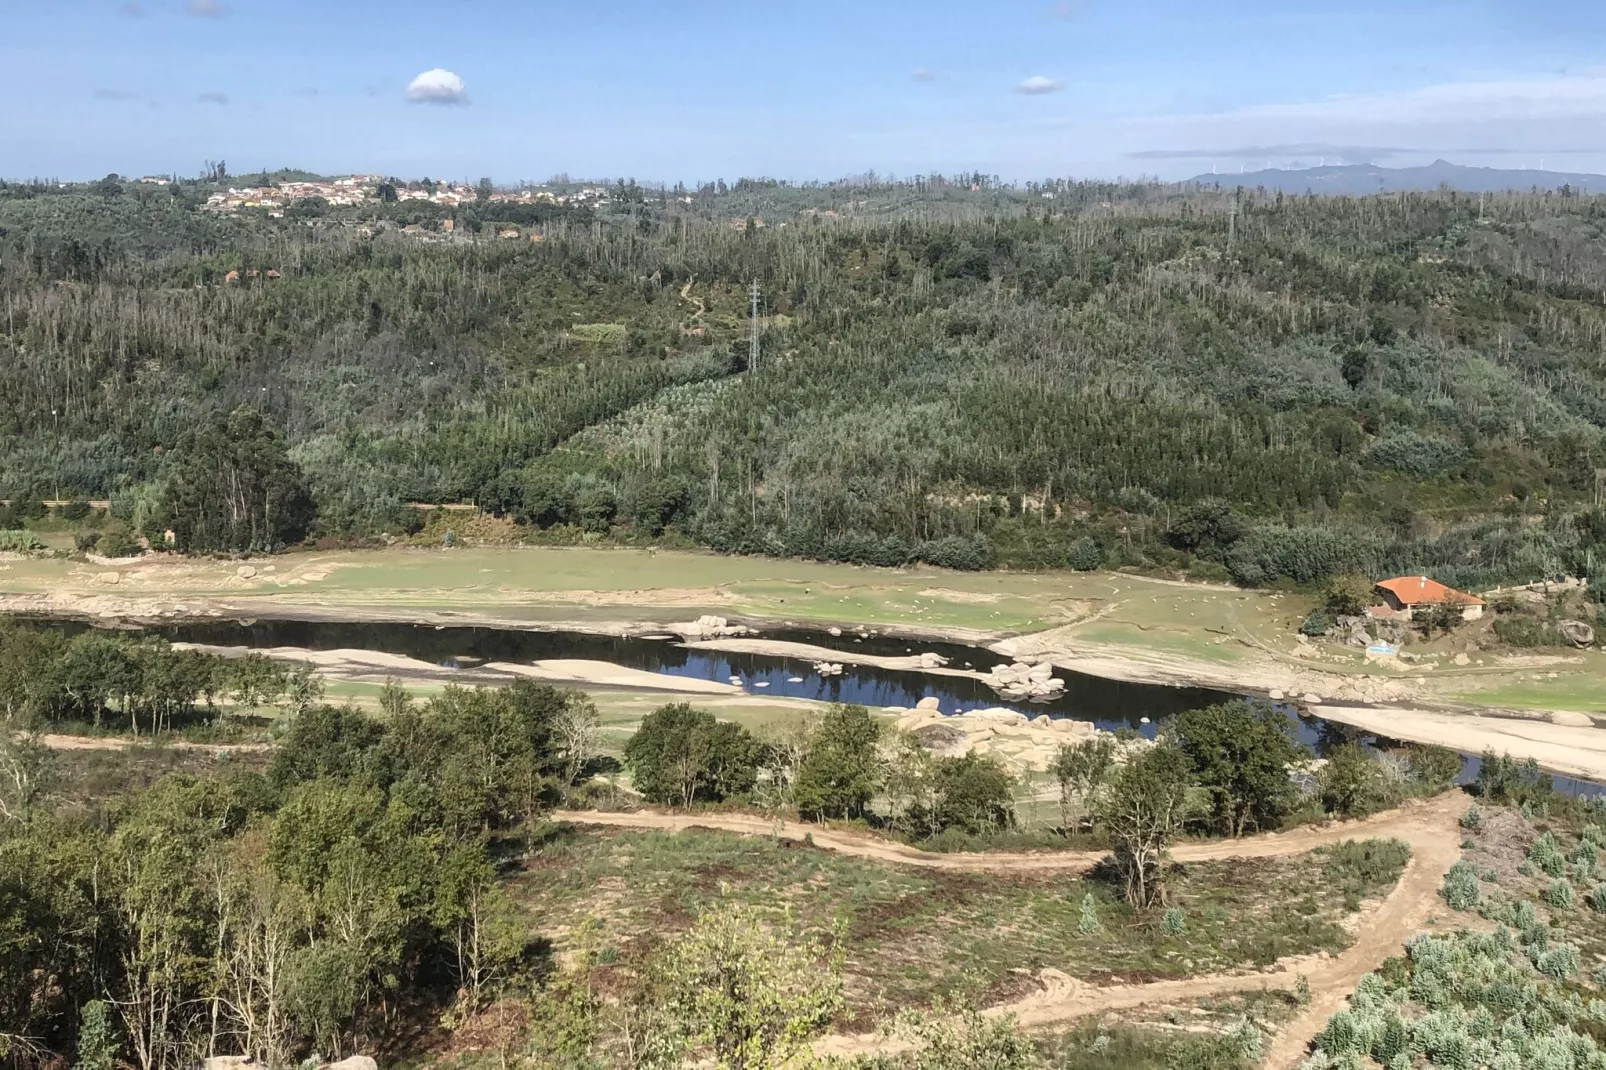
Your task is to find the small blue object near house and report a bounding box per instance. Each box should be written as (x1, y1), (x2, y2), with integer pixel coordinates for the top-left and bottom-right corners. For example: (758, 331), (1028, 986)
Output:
(1367, 642), (1399, 657)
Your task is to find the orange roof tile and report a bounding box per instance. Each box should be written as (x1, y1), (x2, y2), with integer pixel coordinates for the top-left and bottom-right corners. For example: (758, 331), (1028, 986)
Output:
(1375, 576), (1483, 606)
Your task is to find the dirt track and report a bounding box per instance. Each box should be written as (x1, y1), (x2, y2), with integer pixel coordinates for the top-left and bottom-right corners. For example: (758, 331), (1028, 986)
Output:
(552, 793), (1462, 873)
(556, 793), (1468, 1067)
(39, 734), (272, 754)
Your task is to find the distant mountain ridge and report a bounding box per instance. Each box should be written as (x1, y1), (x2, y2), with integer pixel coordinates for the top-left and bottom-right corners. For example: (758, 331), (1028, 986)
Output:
(1188, 159), (1604, 195)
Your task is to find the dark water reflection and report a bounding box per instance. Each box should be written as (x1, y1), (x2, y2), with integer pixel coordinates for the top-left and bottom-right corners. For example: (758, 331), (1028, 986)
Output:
(138, 617), (1235, 733)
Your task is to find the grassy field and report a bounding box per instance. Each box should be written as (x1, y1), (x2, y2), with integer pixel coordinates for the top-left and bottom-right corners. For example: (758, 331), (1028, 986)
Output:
(1, 545), (1118, 633)
(509, 825), (1409, 1030)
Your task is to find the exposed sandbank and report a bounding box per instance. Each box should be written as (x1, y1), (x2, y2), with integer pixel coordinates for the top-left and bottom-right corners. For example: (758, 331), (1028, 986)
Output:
(175, 643), (743, 696)
(1311, 703), (1606, 784)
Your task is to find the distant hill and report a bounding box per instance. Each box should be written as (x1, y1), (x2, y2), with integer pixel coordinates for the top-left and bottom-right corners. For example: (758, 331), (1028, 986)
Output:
(1188, 159), (1604, 195)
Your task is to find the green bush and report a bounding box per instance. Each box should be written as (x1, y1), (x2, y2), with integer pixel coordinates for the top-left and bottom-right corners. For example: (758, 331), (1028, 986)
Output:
(1300, 610), (1334, 637)
(1529, 832), (1567, 877)
(1535, 943), (1580, 980)
(1441, 861), (1481, 911)
(0, 530), (45, 552)
(95, 526), (142, 558)
(1460, 805), (1482, 830)
(1065, 536), (1103, 572)
(1404, 744), (1462, 791)
(1225, 526), (1381, 587)
(1321, 573), (1375, 617)
(1363, 431), (1466, 476)
(1586, 883), (1606, 914)
(1160, 908), (1185, 936)
(1492, 617), (1558, 648)
(1077, 892), (1101, 935)
(1544, 878), (1574, 909)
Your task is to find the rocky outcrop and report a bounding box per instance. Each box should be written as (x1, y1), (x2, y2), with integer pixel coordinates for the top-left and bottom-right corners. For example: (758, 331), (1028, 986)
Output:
(203, 1057), (258, 1070)
(983, 659), (1067, 700)
(887, 704), (1104, 774)
(672, 615), (753, 639)
(1558, 619), (1596, 648)
(326, 1057), (379, 1070)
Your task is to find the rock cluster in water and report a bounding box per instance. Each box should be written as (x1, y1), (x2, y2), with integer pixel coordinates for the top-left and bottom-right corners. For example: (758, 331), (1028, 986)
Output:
(983, 657), (1067, 700)
(674, 615), (753, 639)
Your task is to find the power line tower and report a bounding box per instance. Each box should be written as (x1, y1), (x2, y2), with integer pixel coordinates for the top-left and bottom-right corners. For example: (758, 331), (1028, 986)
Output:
(748, 280), (761, 372)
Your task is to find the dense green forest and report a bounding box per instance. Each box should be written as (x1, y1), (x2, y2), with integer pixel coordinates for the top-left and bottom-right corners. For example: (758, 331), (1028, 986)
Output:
(4, 173), (1606, 589)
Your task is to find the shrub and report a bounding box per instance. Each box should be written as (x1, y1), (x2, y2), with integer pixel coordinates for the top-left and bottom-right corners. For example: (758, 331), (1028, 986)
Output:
(1077, 893), (1101, 935)
(1322, 573), (1375, 617)
(915, 534), (991, 571)
(1320, 743), (1393, 817)
(1586, 884), (1606, 914)
(1493, 617), (1558, 648)
(0, 530), (44, 552)
(1404, 744), (1462, 791)
(1065, 536), (1103, 572)
(1363, 431), (1466, 477)
(1160, 907), (1185, 935)
(96, 526), (143, 558)
(1460, 805), (1482, 830)
(1300, 610), (1335, 637)
(1324, 838), (1411, 890)
(1536, 943), (1580, 980)
(1530, 832), (1567, 878)
(1545, 878), (1574, 909)
(74, 530), (101, 552)
(1442, 861), (1482, 911)
(1225, 526), (1381, 587)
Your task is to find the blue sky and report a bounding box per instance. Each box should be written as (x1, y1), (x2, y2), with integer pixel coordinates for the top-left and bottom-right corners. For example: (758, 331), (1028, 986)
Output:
(7, 0), (1606, 182)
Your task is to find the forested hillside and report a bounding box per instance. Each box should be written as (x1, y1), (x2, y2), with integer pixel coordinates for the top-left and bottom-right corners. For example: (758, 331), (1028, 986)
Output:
(4, 175), (1606, 588)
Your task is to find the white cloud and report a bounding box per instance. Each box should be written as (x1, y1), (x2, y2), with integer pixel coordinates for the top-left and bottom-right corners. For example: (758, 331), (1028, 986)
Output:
(405, 68), (469, 105)
(186, 0), (227, 16)
(1015, 75), (1064, 95)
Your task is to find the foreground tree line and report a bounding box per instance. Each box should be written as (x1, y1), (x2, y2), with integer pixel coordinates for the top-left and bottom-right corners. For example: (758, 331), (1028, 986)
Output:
(0, 623), (321, 735)
(0, 679), (608, 1070)
(4, 181), (1606, 590)
(618, 698), (1463, 908)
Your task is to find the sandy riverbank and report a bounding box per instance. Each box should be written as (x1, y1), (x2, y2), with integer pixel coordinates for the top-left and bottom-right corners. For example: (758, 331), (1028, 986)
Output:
(175, 643), (744, 696)
(1311, 703), (1606, 784)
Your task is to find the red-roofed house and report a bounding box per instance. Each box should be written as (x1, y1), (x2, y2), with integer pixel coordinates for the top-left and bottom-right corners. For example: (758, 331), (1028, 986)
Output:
(1374, 576), (1485, 621)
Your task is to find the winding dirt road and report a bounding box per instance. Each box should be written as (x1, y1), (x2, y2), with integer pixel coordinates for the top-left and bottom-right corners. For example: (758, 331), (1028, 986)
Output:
(553, 793), (1462, 874)
(555, 792), (1468, 1067)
